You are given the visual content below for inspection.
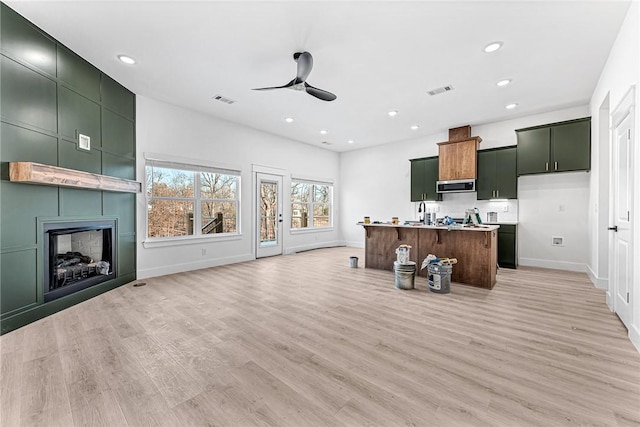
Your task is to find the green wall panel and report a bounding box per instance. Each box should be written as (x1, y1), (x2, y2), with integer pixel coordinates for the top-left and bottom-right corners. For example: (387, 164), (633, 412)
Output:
(102, 152), (135, 180)
(0, 249), (39, 315)
(0, 182), (58, 250)
(59, 86), (101, 146)
(58, 139), (101, 174)
(0, 56), (57, 132)
(117, 233), (136, 276)
(102, 109), (134, 157)
(0, 3), (56, 76)
(57, 46), (100, 102)
(103, 192), (135, 234)
(59, 188), (102, 217)
(101, 75), (134, 120)
(0, 123), (58, 179)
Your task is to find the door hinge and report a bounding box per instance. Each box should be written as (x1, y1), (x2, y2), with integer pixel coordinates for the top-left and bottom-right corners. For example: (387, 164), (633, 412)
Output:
(627, 292), (630, 304)
(628, 129), (631, 140)
(628, 211), (630, 222)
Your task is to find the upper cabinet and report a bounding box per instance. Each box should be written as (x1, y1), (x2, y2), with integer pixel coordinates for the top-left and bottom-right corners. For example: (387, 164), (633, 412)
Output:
(410, 156), (442, 201)
(516, 117), (591, 176)
(477, 146), (517, 200)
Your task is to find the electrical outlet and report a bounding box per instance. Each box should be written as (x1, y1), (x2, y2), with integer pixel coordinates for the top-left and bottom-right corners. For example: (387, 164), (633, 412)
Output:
(201, 248), (207, 256)
(552, 236), (564, 246)
(502, 205), (509, 212)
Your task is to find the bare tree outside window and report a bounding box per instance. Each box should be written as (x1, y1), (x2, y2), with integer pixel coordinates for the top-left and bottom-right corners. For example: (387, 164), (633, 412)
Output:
(146, 163), (240, 239)
(291, 181), (332, 229)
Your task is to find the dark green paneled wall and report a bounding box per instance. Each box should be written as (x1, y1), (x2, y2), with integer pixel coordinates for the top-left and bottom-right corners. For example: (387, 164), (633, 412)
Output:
(0, 2), (137, 334)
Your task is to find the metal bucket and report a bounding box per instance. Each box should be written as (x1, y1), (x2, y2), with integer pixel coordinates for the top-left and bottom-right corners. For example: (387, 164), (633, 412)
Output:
(394, 261), (416, 290)
(427, 264), (452, 293)
(349, 256), (359, 268)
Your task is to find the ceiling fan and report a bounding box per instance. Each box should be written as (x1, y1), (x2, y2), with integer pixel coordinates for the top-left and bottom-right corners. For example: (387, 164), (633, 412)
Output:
(253, 51), (337, 102)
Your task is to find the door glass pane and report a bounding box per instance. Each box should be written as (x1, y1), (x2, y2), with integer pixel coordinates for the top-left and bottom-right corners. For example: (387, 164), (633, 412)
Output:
(260, 182), (278, 245)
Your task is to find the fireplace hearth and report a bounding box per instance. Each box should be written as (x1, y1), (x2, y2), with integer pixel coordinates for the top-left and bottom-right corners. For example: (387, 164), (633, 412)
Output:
(43, 220), (116, 302)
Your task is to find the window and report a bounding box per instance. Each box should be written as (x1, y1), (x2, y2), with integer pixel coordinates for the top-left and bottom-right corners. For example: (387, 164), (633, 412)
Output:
(291, 180), (332, 229)
(146, 160), (240, 239)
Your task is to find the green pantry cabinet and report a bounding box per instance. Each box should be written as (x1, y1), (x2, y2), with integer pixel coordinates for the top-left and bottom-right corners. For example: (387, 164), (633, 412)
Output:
(497, 224), (517, 269)
(410, 156), (442, 201)
(516, 117), (591, 175)
(476, 146), (517, 200)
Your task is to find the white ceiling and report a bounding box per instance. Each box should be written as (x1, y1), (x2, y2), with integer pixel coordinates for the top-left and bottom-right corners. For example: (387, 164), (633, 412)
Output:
(6, 0), (631, 152)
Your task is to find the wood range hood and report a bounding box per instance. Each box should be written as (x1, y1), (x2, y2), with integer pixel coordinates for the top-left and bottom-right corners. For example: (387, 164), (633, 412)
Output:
(437, 125), (482, 182)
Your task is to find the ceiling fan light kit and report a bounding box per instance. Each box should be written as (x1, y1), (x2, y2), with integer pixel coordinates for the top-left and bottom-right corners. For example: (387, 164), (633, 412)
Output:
(253, 51), (337, 102)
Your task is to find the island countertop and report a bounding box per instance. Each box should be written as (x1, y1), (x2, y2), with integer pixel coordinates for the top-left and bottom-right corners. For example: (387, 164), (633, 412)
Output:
(359, 223), (500, 232)
(360, 222), (498, 289)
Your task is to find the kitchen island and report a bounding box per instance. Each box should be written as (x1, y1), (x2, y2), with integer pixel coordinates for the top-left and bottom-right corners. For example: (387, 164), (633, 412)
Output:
(361, 223), (499, 289)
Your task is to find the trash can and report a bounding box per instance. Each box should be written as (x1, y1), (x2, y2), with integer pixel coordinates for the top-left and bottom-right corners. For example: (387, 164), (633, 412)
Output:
(349, 256), (358, 268)
(394, 261), (416, 290)
(427, 263), (452, 293)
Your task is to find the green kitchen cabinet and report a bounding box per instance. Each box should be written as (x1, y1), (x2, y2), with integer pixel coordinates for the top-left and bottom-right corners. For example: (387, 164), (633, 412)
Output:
(410, 156), (442, 202)
(477, 146), (517, 200)
(516, 117), (591, 176)
(497, 224), (517, 269)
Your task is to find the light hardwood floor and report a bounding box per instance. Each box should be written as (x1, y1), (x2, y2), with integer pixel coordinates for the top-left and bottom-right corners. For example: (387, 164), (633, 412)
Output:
(1, 247), (639, 426)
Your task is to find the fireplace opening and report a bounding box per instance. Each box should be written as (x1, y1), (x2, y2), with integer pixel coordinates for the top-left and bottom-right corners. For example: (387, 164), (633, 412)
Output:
(43, 220), (116, 302)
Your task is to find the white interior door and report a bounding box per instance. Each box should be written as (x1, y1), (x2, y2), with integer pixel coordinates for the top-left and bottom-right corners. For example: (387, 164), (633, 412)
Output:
(256, 173), (283, 258)
(610, 97), (634, 329)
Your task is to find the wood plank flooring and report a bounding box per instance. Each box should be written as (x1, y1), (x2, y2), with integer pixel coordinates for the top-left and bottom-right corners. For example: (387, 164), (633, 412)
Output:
(1, 247), (639, 426)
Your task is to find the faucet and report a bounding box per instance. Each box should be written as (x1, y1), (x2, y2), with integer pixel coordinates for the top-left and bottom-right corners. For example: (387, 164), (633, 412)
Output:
(418, 201), (427, 224)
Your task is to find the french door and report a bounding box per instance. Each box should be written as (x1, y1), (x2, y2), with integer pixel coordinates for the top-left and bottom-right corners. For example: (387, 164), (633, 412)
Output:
(256, 173), (283, 258)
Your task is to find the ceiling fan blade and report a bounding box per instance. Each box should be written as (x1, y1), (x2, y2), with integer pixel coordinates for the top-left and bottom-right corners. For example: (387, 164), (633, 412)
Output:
(294, 51), (313, 82)
(252, 79), (296, 91)
(304, 83), (337, 101)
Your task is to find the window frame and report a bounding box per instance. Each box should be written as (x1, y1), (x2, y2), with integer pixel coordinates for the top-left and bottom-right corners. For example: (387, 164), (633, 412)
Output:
(290, 179), (333, 232)
(145, 158), (241, 243)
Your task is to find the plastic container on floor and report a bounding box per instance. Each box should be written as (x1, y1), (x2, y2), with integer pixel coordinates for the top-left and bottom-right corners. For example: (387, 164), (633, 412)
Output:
(427, 263), (452, 293)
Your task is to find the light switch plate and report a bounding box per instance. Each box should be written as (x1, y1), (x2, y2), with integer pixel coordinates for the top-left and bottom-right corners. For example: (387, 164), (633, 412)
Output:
(78, 133), (91, 151)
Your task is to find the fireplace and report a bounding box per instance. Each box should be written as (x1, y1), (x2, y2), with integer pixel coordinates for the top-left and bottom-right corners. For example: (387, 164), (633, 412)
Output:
(43, 220), (116, 302)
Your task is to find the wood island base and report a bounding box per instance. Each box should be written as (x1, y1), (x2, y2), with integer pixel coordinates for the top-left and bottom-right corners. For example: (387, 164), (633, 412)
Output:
(362, 224), (499, 289)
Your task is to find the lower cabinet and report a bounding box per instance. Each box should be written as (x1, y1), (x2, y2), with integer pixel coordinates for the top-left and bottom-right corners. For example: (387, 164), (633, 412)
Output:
(497, 224), (517, 269)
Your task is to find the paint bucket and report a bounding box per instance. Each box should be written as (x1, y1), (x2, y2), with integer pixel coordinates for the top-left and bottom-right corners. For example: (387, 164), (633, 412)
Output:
(349, 256), (358, 268)
(427, 264), (452, 293)
(394, 261), (416, 290)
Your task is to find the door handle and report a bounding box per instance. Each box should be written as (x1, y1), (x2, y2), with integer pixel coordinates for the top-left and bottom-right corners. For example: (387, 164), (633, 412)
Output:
(608, 226), (618, 232)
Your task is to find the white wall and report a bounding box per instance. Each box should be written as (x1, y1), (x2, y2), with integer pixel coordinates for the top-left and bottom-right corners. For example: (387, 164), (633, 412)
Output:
(340, 105), (591, 273)
(136, 96), (341, 279)
(588, 1), (639, 351)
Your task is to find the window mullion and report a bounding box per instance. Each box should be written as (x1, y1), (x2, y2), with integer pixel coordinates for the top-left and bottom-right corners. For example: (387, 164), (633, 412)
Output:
(194, 172), (201, 236)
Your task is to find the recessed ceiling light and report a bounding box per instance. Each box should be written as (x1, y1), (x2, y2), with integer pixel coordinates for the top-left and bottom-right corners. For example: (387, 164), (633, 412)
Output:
(388, 110), (398, 117)
(505, 103), (518, 110)
(284, 117), (294, 123)
(410, 125), (420, 130)
(347, 140), (355, 144)
(496, 79), (512, 87)
(320, 129), (328, 135)
(484, 42), (503, 53)
(117, 55), (136, 65)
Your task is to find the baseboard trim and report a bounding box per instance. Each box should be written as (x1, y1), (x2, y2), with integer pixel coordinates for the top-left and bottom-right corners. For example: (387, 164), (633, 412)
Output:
(344, 240), (365, 249)
(629, 324), (640, 354)
(137, 253), (254, 279)
(518, 258), (587, 273)
(586, 265), (609, 290)
(284, 240), (345, 255)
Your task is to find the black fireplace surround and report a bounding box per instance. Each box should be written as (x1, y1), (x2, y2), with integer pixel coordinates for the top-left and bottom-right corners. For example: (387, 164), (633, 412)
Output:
(43, 220), (116, 302)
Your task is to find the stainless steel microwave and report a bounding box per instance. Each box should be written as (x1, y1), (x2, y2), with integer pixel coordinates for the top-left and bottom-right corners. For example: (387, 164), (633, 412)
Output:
(436, 179), (476, 193)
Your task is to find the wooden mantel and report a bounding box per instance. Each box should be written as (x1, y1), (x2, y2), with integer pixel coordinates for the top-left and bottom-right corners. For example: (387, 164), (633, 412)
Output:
(9, 162), (141, 193)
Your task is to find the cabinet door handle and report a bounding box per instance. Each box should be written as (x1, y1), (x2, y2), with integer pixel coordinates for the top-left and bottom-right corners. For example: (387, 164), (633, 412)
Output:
(545, 162), (549, 171)
(554, 161), (558, 170)
(496, 190), (499, 198)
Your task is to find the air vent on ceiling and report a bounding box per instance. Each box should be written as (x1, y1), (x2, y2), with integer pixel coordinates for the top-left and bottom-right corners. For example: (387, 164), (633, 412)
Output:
(321, 141), (332, 145)
(212, 94), (236, 104)
(427, 85), (454, 96)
